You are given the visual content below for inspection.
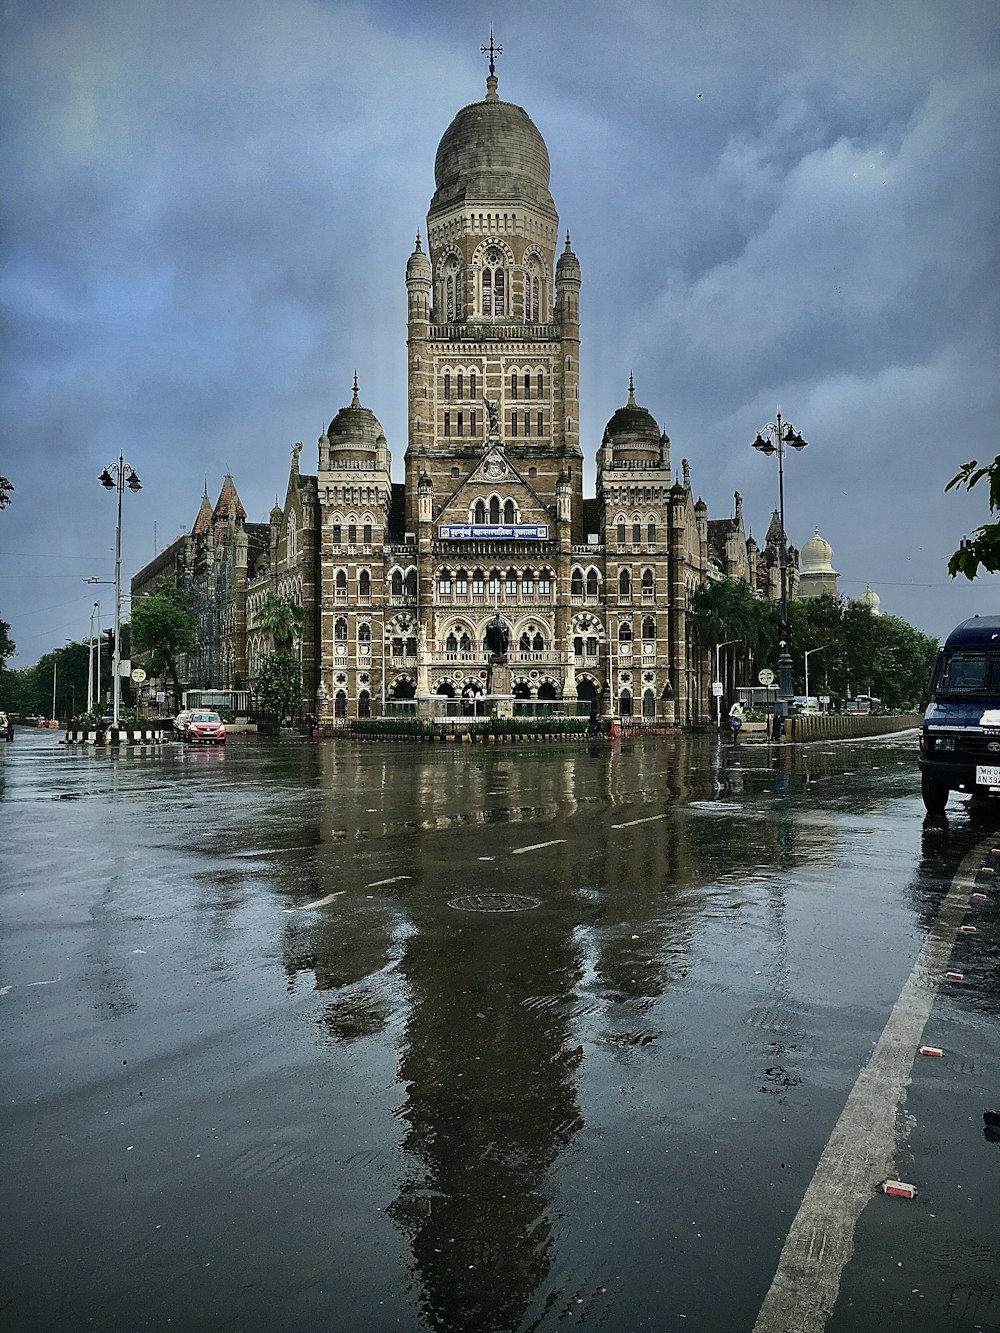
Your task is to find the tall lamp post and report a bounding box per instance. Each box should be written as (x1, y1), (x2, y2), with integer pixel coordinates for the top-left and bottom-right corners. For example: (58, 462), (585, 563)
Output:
(751, 410), (808, 727)
(804, 645), (826, 708)
(714, 638), (742, 730)
(98, 453), (142, 727)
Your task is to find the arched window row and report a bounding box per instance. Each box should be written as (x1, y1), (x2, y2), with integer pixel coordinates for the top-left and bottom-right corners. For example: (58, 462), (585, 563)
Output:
(389, 566), (418, 599)
(570, 566), (602, 598)
(471, 496), (519, 525)
(442, 368), (479, 402)
(614, 513), (658, 546)
(507, 368), (547, 401)
(436, 566), (553, 598)
(329, 514), (375, 547)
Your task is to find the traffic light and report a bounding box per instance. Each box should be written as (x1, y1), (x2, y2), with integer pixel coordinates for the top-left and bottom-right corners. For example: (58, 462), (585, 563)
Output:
(105, 628), (115, 656)
(778, 620), (791, 645)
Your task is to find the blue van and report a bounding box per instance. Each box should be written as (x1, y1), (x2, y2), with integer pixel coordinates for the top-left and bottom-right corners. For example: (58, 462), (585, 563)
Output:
(918, 615), (1000, 811)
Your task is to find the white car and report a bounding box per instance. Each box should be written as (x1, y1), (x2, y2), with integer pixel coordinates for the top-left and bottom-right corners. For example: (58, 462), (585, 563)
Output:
(173, 710), (195, 738)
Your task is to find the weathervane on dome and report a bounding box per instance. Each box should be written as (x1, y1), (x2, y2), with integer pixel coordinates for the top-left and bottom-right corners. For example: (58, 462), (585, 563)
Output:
(480, 23), (502, 77)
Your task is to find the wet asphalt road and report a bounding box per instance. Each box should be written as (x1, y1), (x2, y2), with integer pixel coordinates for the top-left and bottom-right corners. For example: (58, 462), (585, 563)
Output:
(1, 727), (997, 1333)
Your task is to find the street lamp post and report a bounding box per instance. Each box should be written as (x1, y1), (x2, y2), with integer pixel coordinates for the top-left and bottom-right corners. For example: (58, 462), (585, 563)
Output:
(98, 454), (142, 727)
(804, 645), (826, 708)
(714, 639), (742, 730)
(751, 410), (808, 730)
(87, 601), (101, 712)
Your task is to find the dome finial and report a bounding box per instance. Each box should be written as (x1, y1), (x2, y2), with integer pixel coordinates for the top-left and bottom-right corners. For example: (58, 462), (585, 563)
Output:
(565, 231), (572, 251)
(352, 370), (360, 407)
(414, 230), (422, 252)
(627, 371), (636, 406)
(481, 23), (503, 91)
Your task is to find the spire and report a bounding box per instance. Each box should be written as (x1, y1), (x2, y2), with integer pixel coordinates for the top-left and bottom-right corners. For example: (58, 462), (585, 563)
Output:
(565, 231), (572, 251)
(414, 231), (422, 251)
(351, 371), (360, 407)
(627, 371), (636, 406)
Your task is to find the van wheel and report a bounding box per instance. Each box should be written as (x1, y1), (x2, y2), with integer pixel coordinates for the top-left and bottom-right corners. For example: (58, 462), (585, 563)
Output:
(921, 772), (949, 813)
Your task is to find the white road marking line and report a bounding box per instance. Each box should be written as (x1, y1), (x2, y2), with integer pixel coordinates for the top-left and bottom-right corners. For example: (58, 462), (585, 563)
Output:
(512, 839), (566, 855)
(611, 814), (668, 829)
(365, 875), (412, 888)
(292, 891), (346, 912)
(28, 978), (62, 986)
(752, 838), (989, 1333)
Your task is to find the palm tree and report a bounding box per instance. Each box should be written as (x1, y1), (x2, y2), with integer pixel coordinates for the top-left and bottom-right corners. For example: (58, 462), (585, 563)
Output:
(690, 577), (772, 697)
(254, 592), (303, 653)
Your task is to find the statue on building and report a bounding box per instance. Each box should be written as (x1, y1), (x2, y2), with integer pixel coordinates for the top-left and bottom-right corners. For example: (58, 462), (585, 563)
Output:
(484, 612), (510, 660)
(483, 394), (501, 438)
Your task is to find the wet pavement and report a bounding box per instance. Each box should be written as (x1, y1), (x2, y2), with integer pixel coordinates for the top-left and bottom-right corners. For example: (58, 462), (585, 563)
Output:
(1, 727), (997, 1332)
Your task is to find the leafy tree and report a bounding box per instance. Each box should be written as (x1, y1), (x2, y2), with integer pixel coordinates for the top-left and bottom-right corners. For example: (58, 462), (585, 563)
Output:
(0, 476), (12, 511)
(0, 620), (14, 665)
(253, 592), (303, 652)
(946, 456), (1000, 579)
(256, 651), (301, 720)
(129, 578), (197, 705)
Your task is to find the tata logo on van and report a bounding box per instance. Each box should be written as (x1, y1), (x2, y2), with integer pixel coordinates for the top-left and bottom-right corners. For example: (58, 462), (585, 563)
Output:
(989, 742), (1000, 752)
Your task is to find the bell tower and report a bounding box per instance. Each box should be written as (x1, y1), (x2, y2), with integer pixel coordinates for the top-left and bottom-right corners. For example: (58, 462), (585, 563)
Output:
(404, 51), (583, 538)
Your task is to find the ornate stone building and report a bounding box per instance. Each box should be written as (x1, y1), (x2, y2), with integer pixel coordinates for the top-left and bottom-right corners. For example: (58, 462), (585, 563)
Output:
(301, 66), (722, 724)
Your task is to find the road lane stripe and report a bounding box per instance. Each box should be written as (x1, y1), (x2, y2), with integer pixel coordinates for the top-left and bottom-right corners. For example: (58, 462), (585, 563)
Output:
(512, 839), (566, 856)
(365, 875), (412, 888)
(295, 891), (345, 911)
(752, 836), (990, 1333)
(611, 814), (668, 829)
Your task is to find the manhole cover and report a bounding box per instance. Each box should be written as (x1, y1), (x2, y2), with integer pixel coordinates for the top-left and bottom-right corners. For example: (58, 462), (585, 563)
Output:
(448, 892), (539, 913)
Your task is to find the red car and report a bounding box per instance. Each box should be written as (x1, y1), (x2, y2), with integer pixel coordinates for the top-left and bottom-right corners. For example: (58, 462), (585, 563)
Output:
(185, 711), (227, 744)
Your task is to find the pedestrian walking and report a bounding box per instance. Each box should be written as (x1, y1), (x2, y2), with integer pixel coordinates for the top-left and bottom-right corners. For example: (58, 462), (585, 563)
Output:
(728, 700), (744, 744)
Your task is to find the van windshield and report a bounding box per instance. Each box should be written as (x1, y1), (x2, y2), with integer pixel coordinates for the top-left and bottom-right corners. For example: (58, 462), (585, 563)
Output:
(933, 650), (1000, 695)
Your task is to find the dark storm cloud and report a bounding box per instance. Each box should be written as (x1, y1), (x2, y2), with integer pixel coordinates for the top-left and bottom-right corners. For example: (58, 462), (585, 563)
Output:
(2, 0), (997, 663)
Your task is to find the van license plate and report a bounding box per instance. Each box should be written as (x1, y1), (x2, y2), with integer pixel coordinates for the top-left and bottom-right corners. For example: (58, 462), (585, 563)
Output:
(975, 765), (1000, 786)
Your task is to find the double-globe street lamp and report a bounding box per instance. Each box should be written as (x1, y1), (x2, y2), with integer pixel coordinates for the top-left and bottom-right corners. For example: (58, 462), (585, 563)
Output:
(98, 454), (142, 726)
(751, 410), (808, 727)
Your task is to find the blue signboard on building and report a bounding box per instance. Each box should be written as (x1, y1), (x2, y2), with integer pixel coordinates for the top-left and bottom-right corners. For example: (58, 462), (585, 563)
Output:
(438, 523), (549, 540)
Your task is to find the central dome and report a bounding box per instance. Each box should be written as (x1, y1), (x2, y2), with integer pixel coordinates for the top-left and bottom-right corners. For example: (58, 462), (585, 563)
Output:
(430, 78), (555, 216)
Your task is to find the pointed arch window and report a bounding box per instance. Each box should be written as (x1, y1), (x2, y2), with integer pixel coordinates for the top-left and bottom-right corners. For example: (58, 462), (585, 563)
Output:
(334, 617), (348, 641)
(405, 568), (417, 598)
(586, 569), (599, 598)
(642, 616), (656, 640)
(619, 569), (632, 600)
(522, 568), (534, 595)
(619, 621), (633, 643)
(506, 568), (518, 596)
(503, 499), (516, 523)
(571, 569), (584, 597)
(482, 250), (507, 316)
(335, 570), (347, 594)
(474, 500), (486, 524)
(470, 371), (477, 401)
(488, 569), (501, 598)
(359, 570), (371, 599)
(444, 371), (451, 401)
(391, 569), (404, 598)
(641, 568), (655, 598)
(489, 497), (501, 524)
(524, 372), (531, 400)
(537, 371), (544, 398)
(510, 370), (518, 400)
(457, 370), (464, 401)
(358, 622), (372, 644)
(438, 568), (452, 596)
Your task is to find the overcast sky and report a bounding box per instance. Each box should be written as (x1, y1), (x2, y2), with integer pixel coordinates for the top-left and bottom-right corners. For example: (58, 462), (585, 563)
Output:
(2, 0), (998, 666)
